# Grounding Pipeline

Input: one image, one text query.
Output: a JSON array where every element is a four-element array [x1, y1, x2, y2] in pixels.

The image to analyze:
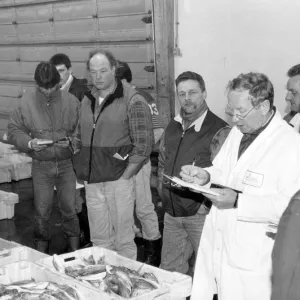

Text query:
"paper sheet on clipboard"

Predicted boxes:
[[164, 175, 220, 196]]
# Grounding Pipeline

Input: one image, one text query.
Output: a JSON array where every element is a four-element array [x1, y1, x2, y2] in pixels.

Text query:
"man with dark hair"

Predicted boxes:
[[284, 63, 300, 131], [117, 61, 164, 266], [50, 53, 91, 248], [8, 62, 81, 254], [73, 50, 153, 260], [180, 72, 300, 300], [50, 53, 88, 102], [157, 71, 229, 274]]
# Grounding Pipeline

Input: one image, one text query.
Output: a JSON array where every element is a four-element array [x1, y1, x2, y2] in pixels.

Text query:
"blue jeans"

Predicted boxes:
[[32, 158, 80, 241], [85, 177, 136, 260], [160, 210, 206, 274], [135, 161, 160, 241]]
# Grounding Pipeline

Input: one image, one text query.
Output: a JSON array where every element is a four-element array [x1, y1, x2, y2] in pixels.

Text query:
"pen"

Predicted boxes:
[[190, 159, 196, 176]]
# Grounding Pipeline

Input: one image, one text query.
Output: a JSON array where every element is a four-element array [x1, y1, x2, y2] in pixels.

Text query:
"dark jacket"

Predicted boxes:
[[69, 76, 89, 102], [73, 80, 153, 184], [272, 190, 300, 300], [8, 88, 80, 161], [158, 110, 228, 217]]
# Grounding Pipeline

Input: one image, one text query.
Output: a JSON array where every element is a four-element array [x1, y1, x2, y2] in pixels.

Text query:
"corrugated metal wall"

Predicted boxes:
[[0, 0, 156, 136]]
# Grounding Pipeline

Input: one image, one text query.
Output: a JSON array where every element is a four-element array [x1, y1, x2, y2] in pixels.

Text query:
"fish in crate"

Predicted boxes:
[[53, 254, 161, 298]]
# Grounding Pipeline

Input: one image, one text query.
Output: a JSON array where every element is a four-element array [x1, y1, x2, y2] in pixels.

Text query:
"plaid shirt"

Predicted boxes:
[[127, 93, 154, 163]]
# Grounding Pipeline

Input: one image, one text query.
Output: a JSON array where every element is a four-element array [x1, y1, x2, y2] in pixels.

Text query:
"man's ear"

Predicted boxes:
[[68, 67, 73, 75], [203, 91, 207, 101], [261, 100, 271, 115]]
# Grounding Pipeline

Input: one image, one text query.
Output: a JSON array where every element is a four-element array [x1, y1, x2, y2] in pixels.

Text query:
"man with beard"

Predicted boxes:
[[157, 71, 228, 274]]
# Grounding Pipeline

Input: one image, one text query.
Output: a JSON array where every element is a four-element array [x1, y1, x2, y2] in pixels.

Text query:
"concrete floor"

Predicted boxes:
[[0, 178, 164, 259]]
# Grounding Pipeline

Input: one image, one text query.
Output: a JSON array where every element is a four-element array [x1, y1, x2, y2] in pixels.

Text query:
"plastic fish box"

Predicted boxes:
[[0, 191, 19, 220], [0, 160, 12, 183], [0, 261, 106, 300], [37, 247, 192, 300], [0, 238, 19, 252], [0, 242, 49, 267], [0, 154, 32, 182], [10, 162, 32, 181]]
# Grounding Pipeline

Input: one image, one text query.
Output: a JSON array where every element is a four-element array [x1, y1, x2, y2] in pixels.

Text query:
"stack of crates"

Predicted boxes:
[[0, 190, 19, 220], [0, 238, 48, 268]]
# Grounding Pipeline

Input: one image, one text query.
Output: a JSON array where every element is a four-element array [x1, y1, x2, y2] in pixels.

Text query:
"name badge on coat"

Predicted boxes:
[[242, 170, 264, 188]]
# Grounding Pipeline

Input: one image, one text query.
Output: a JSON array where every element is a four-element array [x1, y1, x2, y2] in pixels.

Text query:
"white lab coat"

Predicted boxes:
[[287, 112, 300, 132], [191, 111, 300, 300]]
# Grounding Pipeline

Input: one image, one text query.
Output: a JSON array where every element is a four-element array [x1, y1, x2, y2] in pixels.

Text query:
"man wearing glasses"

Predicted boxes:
[[180, 72, 300, 300], [284, 64, 300, 131]]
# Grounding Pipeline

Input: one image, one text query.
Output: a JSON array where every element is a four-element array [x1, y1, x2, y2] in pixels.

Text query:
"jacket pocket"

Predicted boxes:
[[227, 222, 264, 271], [90, 145, 132, 182]]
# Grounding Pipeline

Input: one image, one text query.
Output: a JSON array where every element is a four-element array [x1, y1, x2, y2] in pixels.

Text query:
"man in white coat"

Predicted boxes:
[[180, 72, 300, 300], [284, 64, 300, 131]]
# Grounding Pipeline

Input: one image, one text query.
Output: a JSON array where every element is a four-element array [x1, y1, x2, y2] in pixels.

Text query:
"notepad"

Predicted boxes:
[[164, 175, 220, 196]]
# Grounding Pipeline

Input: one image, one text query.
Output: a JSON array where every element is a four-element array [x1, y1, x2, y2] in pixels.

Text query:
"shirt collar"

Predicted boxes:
[[60, 74, 73, 91], [174, 109, 208, 132]]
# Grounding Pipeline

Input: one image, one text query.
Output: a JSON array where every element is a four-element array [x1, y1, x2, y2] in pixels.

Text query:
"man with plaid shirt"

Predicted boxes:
[[73, 51, 153, 260], [117, 61, 164, 266]]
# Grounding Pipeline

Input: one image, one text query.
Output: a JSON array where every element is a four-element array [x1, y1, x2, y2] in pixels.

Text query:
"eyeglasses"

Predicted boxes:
[[177, 91, 198, 99], [225, 103, 261, 120]]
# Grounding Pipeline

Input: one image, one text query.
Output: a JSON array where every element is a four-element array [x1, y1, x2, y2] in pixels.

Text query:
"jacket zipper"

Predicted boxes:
[[169, 130, 185, 217], [87, 119, 96, 183], [88, 107, 101, 183]]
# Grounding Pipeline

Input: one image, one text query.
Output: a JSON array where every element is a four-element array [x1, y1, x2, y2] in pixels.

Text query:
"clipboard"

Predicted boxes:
[[163, 174, 220, 196]]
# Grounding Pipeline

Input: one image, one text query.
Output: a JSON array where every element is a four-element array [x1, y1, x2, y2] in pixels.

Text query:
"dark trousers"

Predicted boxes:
[[32, 158, 80, 240]]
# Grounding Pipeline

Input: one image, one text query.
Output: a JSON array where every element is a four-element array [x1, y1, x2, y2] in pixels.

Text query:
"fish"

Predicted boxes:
[[6, 280, 35, 286], [58, 285, 80, 300], [82, 255, 96, 266], [142, 272, 159, 284], [53, 254, 65, 273], [65, 265, 106, 278], [0, 280, 82, 300], [113, 269, 133, 289], [133, 279, 157, 290], [104, 274, 131, 298], [79, 272, 106, 281], [97, 256, 105, 265]]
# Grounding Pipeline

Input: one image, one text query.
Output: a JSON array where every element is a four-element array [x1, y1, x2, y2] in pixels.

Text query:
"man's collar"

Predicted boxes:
[[36, 87, 61, 101], [90, 78, 123, 99], [60, 74, 73, 91], [90, 78, 124, 112], [174, 109, 208, 132]]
